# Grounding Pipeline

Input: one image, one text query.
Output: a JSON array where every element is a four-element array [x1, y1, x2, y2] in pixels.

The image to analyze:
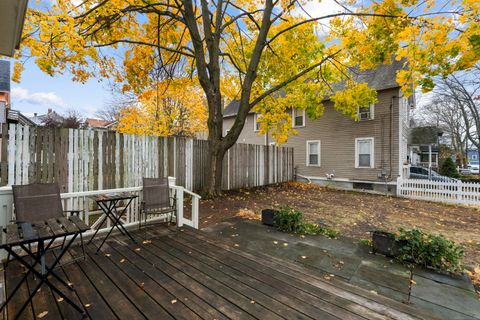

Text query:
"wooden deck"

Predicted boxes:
[[2, 225, 436, 320]]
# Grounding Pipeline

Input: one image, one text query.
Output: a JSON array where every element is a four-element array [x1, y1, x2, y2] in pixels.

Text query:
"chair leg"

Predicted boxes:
[[138, 211, 142, 230], [5, 251, 11, 268], [79, 232, 86, 261]]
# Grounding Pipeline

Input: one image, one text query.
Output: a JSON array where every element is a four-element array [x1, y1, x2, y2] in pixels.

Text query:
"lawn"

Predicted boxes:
[[199, 182, 480, 268]]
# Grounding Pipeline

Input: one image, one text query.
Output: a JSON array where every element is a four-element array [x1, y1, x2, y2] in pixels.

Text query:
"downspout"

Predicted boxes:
[[389, 96, 395, 181]]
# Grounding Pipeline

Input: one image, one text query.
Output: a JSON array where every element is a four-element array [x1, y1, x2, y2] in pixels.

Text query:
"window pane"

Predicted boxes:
[[255, 114, 261, 130], [358, 140, 371, 154], [309, 154, 318, 165], [295, 116, 303, 126], [358, 154, 370, 167], [309, 142, 318, 154]]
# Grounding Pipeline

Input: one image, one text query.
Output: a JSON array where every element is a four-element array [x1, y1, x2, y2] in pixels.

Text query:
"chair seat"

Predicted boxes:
[[142, 206, 176, 214]]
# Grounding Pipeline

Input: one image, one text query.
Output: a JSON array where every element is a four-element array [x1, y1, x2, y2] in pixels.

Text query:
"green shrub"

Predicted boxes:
[[395, 228, 464, 273], [273, 206, 339, 238], [274, 207, 304, 233], [439, 157, 460, 178]]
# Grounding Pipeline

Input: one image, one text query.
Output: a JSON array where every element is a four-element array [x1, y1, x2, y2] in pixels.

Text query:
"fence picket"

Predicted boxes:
[[2, 125, 294, 192], [397, 178, 480, 206]]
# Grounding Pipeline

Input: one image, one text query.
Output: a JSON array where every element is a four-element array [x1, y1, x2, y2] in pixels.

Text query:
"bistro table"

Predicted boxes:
[[88, 192, 138, 253], [0, 216, 90, 318]]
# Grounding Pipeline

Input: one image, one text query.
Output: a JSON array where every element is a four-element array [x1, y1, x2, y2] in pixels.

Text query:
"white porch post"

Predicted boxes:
[[176, 188, 184, 228], [428, 144, 432, 179]]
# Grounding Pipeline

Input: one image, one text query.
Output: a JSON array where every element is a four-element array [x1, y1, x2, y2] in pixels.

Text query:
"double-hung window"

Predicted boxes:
[[292, 108, 305, 127], [355, 138, 374, 168], [254, 113, 261, 132], [358, 103, 374, 121], [306, 140, 321, 166]]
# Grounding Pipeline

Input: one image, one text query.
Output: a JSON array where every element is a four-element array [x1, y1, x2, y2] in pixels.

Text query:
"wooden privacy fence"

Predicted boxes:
[[397, 178, 480, 206], [0, 124, 294, 192]]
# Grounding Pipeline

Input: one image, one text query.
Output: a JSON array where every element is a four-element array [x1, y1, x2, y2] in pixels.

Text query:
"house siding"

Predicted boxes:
[[223, 88, 404, 182], [224, 115, 267, 145]]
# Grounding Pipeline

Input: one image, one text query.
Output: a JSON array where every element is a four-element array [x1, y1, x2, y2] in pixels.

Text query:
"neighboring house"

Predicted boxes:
[[467, 148, 479, 172], [223, 60, 414, 193], [85, 118, 117, 131], [408, 126, 443, 170], [29, 108, 64, 126], [7, 109, 35, 126], [409, 145, 439, 168]]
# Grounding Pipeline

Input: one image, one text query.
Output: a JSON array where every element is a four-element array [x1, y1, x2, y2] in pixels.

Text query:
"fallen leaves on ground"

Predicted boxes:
[[37, 311, 48, 318], [235, 208, 260, 220]]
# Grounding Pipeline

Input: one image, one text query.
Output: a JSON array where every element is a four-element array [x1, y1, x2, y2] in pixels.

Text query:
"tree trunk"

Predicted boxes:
[[204, 139, 226, 197]]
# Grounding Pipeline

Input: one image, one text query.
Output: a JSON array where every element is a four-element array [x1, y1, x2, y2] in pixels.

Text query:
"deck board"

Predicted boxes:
[[162, 234, 371, 320], [2, 225, 437, 320], [4, 261, 34, 320]]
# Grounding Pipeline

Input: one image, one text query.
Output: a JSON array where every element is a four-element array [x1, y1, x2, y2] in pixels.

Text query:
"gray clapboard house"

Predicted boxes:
[[223, 60, 414, 193]]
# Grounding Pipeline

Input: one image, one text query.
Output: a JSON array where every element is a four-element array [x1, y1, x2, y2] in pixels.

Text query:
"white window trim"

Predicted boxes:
[[306, 140, 321, 167], [357, 103, 375, 121], [292, 108, 305, 128], [253, 113, 261, 132], [355, 137, 374, 168]]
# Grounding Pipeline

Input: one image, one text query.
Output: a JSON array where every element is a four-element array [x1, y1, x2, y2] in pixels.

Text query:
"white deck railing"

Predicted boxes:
[[0, 177, 200, 244]]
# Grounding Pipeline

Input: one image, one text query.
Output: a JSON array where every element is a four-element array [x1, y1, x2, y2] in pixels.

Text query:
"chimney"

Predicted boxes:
[[48, 108, 52, 114]]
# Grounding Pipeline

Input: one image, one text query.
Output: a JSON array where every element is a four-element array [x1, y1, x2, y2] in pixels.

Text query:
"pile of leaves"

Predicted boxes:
[[394, 228, 464, 273], [273, 206, 339, 238]]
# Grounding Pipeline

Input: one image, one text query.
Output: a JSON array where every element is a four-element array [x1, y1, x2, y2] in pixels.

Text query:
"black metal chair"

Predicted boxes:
[[9, 183, 87, 264], [139, 177, 176, 229]]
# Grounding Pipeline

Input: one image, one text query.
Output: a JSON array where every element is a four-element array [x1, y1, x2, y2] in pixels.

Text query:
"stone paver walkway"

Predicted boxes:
[[204, 218, 480, 320]]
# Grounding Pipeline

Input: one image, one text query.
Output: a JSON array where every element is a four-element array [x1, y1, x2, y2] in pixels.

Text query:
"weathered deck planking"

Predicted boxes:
[[3, 226, 437, 320]]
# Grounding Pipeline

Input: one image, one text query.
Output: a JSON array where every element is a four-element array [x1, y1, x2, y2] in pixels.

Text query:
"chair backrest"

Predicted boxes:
[[142, 177, 171, 211], [12, 183, 64, 222]]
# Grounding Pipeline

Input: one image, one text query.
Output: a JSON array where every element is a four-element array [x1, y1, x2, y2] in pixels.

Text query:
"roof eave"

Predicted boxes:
[[0, 0, 29, 57]]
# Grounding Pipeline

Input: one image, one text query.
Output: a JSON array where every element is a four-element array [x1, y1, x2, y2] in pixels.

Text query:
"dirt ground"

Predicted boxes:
[[198, 181, 480, 268]]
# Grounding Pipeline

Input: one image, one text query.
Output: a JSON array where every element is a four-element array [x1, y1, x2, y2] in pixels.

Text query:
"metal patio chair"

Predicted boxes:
[[139, 177, 177, 229], [8, 183, 87, 265]]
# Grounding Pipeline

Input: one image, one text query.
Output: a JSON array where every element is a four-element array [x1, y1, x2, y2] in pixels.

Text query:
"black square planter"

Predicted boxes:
[[261, 209, 279, 226], [372, 231, 407, 258]]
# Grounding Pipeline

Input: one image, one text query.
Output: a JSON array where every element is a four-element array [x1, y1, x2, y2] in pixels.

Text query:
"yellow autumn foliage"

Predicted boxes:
[[117, 78, 207, 137], [9, 0, 480, 145]]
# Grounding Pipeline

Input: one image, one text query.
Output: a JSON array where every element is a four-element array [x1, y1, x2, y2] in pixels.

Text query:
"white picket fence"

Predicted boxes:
[[397, 178, 480, 206]]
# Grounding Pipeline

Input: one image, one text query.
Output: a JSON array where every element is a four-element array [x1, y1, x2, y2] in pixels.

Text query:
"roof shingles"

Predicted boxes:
[[223, 60, 404, 118]]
